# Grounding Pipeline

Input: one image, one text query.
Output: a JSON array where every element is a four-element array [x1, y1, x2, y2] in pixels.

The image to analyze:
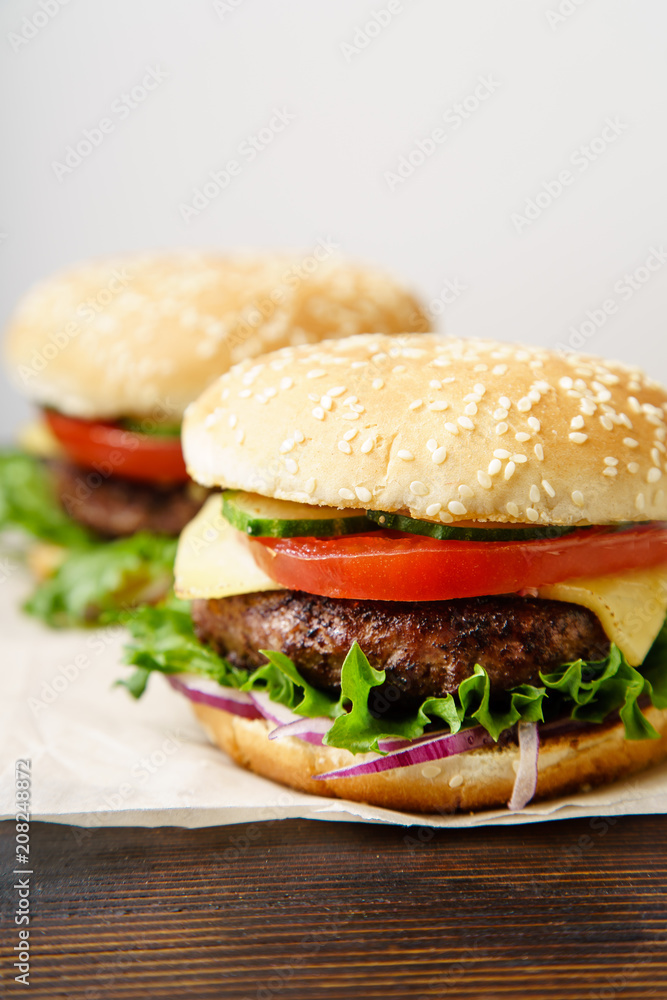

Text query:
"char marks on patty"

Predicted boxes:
[[191, 590, 611, 708]]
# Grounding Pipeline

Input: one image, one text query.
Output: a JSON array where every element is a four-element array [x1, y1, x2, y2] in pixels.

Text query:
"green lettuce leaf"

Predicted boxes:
[[119, 601, 667, 755], [25, 533, 177, 628], [0, 450, 178, 627], [0, 450, 94, 548]]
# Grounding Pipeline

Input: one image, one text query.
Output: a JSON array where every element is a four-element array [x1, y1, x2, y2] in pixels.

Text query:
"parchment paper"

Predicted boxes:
[[2, 563, 667, 829]]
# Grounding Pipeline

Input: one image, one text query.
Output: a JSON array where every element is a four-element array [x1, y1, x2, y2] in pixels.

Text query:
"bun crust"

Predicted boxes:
[[184, 333, 667, 526], [192, 701, 667, 814], [5, 254, 427, 420]]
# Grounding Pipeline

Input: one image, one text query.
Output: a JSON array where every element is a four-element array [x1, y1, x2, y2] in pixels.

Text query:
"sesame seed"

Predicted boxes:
[[506, 502, 519, 517], [569, 432, 588, 444], [504, 461, 516, 480], [604, 456, 618, 466], [627, 462, 640, 474], [343, 396, 358, 406], [494, 449, 511, 459], [527, 417, 541, 432], [448, 500, 467, 516], [459, 485, 474, 499], [428, 401, 449, 411], [285, 458, 298, 474], [600, 416, 614, 431], [628, 396, 642, 414], [355, 486, 372, 502], [493, 365, 508, 376], [499, 397, 511, 409], [393, 365, 406, 373], [264, 387, 277, 399], [648, 468, 662, 483], [571, 490, 585, 507], [542, 479, 555, 497], [372, 378, 384, 389], [308, 393, 320, 402], [636, 492, 646, 512], [307, 369, 326, 379], [426, 502, 442, 516], [229, 414, 238, 429], [426, 438, 438, 453], [409, 399, 423, 410], [580, 399, 597, 416], [429, 380, 442, 389], [477, 471, 493, 489], [458, 416, 475, 430], [624, 437, 639, 448], [338, 488, 355, 500], [526, 507, 539, 522], [338, 441, 352, 454], [360, 439, 374, 454], [571, 415, 585, 430], [652, 448, 662, 465], [464, 393, 481, 403], [474, 383, 487, 396], [444, 422, 459, 435], [528, 390, 541, 403], [312, 407, 325, 420], [529, 485, 540, 502], [439, 510, 454, 523], [515, 432, 531, 443], [343, 428, 357, 441], [494, 408, 508, 420], [495, 423, 509, 435], [280, 439, 295, 453], [305, 478, 316, 494], [235, 429, 245, 445], [328, 386, 346, 397], [560, 376, 574, 390], [280, 377, 293, 390], [488, 459, 502, 476], [512, 454, 528, 464], [239, 388, 252, 398], [534, 444, 544, 461], [398, 449, 415, 461], [255, 394, 268, 404], [432, 447, 447, 464], [320, 395, 333, 411], [603, 467, 617, 477], [410, 481, 429, 496], [341, 412, 359, 420], [464, 402, 478, 416], [517, 397, 532, 412]]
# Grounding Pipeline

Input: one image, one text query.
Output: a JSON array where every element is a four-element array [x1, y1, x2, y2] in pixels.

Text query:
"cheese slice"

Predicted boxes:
[[177, 497, 667, 664], [537, 566, 667, 666], [175, 495, 284, 600], [18, 420, 64, 459]]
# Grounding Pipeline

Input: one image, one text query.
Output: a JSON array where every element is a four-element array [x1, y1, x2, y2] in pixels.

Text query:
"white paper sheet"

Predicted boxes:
[[2, 564, 667, 829]]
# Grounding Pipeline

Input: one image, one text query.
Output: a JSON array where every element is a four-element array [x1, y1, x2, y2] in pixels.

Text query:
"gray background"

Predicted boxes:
[[1, 0, 666, 440]]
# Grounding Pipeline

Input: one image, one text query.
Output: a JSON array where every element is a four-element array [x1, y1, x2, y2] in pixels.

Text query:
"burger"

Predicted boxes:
[[1, 253, 426, 625], [122, 333, 667, 813]]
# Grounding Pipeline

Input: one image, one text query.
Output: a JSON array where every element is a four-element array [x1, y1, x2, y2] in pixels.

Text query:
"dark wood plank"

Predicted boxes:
[[1, 815, 666, 999]]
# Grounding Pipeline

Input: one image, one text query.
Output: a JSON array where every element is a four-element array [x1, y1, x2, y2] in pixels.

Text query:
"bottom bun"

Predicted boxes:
[[190, 702, 667, 814]]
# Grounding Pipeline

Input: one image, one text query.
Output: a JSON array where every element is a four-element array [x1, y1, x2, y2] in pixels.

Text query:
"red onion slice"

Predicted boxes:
[[248, 690, 305, 726], [507, 721, 540, 811], [168, 675, 263, 720], [268, 716, 334, 745], [314, 725, 495, 780]]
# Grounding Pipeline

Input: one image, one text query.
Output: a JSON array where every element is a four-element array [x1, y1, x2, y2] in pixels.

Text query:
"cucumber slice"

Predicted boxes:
[[366, 509, 582, 542], [222, 490, 372, 537]]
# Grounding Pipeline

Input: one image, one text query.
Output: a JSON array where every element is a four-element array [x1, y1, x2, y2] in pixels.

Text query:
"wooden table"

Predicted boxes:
[[1, 814, 666, 998]]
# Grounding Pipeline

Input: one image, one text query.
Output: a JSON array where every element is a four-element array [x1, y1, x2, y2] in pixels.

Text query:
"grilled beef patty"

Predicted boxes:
[[51, 460, 208, 538], [192, 590, 611, 707]]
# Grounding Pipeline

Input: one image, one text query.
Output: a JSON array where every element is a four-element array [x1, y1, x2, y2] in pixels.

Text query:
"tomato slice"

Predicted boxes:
[[249, 525, 667, 602], [45, 410, 188, 484]]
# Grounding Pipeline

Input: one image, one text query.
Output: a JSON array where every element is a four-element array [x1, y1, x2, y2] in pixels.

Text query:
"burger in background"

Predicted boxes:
[[1, 253, 427, 625], [122, 333, 667, 813]]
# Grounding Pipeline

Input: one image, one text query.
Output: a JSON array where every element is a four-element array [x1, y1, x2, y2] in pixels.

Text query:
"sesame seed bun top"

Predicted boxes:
[[4, 252, 427, 421], [183, 333, 667, 526]]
